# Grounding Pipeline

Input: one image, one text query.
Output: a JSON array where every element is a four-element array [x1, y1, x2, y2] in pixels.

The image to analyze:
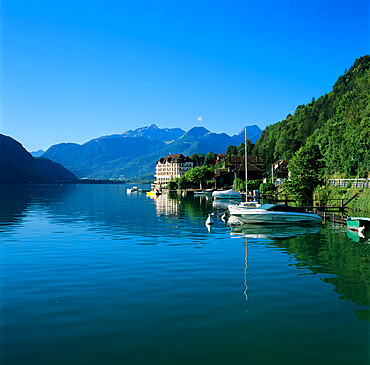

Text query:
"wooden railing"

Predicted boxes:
[[325, 178, 369, 188]]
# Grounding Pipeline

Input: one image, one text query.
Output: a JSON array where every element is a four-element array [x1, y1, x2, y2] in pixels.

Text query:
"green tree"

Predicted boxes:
[[237, 141, 255, 156], [226, 145, 238, 156], [190, 153, 199, 166], [184, 166, 214, 189], [284, 142, 324, 202], [233, 177, 246, 192], [204, 152, 217, 166], [198, 153, 205, 166]]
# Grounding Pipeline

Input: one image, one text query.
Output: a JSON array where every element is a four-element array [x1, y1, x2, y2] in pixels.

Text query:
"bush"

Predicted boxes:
[[260, 182, 275, 193], [233, 178, 246, 192], [313, 186, 370, 212], [247, 180, 262, 191]]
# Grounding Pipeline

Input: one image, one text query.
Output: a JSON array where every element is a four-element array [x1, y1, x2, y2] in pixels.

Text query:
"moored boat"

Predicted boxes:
[[229, 203, 322, 224], [127, 186, 138, 193], [146, 189, 161, 196], [212, 189, 242, 200], [194, 189, 214, 196], [346, 217, 370, 232]]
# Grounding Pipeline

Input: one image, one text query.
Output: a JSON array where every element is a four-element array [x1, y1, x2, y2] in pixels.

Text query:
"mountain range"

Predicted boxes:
[[0, 134, 77, 183], [41, 124, 262, 179]]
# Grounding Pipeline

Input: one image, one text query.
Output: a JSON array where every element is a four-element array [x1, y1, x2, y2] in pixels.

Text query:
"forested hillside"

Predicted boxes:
[[253, 55, 370, 178]]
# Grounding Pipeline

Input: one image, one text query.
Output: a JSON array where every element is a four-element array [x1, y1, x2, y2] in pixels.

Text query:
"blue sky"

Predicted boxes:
[[1, 0, 369, 151]]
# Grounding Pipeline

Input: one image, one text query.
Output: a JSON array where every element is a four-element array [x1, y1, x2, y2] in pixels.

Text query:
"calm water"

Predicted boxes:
[[0, 184, 369, 365]]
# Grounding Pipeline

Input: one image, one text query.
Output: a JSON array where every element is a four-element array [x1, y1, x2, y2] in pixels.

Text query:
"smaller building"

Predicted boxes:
[[271, 159, 289, 185], [154, 154, 193, 187], [216, 153, 226, 161]]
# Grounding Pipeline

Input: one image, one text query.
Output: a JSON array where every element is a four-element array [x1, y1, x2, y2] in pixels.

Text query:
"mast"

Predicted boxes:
[[245, 126, 248, 198]]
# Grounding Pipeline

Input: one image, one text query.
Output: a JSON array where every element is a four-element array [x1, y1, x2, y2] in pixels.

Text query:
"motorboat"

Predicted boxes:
[[212, 189, 242, 200], [228, 200, 261, 213], [229, 203, 322, 224], [225, 201, 261, 224], [346, 217, 370, 232]]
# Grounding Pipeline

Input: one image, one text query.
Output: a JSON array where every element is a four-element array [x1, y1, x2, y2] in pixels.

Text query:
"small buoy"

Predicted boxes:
[[205, 214, 214, 225]]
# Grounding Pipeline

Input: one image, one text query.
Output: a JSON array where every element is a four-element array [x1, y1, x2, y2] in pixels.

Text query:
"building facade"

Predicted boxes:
[[155, 154, 193, 187], [214, 155, 264, 189]]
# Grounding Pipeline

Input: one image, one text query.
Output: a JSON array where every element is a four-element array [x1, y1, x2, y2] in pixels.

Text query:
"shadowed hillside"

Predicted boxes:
[[0, 134, 77, 183]]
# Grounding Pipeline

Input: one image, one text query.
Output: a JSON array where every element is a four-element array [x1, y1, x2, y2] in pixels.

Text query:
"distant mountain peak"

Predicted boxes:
[[30, 149, 45, 157], [41, 123, 263, 179], [121, 124, 185, 141], [185, 126, 210, 137]]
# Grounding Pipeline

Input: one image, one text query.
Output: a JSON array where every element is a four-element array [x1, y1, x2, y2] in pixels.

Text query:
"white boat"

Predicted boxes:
[[227, 201, 261, 223], [229, 203, 322, 224], [194, 189, 214, 196], [229, 200, 261, 211], [212, 189, 242, 200], [127, 186, 138, 193]]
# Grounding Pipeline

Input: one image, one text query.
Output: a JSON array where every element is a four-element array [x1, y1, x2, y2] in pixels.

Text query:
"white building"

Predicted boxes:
[[155, 154, 193, 187]]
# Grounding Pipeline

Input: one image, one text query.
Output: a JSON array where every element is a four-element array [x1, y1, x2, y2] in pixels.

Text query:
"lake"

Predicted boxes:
[[0, 184, 369, 365]]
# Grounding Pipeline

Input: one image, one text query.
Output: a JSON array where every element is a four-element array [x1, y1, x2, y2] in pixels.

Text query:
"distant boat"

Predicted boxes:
[[127, 186, 138, 193], [146, 189, 161, 196], [346, 217, 370, 232], [212, 189, 242, 200], [229, 203, 322, 224], [194, 189, 214, 196]]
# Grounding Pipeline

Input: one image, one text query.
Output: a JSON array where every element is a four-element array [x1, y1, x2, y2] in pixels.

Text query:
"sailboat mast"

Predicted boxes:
[[245, 126, 248, 198]]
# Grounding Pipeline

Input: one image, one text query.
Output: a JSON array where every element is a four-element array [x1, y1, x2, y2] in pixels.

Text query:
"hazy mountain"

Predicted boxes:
[[0, 134, 77, 183], [30, 149, 45, 157], [122, 124, 185, 142], [42, 124, 262, 179], [232, 125, 263, 144], [43, 135, 167, 179]]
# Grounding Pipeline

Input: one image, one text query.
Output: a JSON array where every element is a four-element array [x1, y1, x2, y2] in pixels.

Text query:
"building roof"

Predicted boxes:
[[272, 159, 289, 171], [157, 154, 193, 164], [224, 155, 264, 168]]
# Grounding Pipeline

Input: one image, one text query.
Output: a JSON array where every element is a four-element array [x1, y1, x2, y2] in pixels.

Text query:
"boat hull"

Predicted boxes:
[[346, 217, 370, 231], [212, 189, 242, 200]]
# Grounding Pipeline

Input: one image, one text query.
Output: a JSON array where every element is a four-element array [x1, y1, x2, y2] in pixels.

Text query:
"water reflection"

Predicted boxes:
[[155, 193, 180, 215], [0, 185, 216, 244], [346, 228, 370, 243], [1, 185, 369, 321], [230, 224, 322, 240], [229, 222, 369, 320], [265, 224, 368, 320]]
